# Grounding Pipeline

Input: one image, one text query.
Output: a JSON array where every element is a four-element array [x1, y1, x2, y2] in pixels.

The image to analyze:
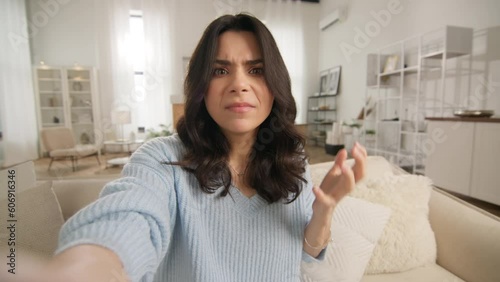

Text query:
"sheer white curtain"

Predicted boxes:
[[0, 0, 39, 167], [140, 0, 178, 131], [263, 0, 306, 122], [94, 0, 135, 140]]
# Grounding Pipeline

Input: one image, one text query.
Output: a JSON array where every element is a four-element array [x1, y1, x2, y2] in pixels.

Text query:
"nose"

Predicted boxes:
[[229, 69, 249, 94]]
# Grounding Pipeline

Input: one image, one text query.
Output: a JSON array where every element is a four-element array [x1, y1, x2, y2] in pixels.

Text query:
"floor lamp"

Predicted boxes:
[[111, 110, 131, 142]]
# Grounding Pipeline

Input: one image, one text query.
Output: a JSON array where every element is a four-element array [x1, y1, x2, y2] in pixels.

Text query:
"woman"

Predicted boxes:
[[9, 14, 366, 282]]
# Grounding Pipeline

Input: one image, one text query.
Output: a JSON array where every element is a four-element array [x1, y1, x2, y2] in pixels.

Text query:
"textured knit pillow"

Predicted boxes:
[[300, 196, 391, 282], [351, 174, 437, 273]]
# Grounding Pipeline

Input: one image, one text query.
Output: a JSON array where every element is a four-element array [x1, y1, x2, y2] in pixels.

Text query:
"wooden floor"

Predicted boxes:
[[33, 144, 500, 217], [34, 152, 125, 180]]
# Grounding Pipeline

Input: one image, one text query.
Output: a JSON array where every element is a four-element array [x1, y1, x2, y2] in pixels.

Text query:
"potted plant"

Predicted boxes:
[[342, 120, 362, 134], [146, 124, 173, 139]]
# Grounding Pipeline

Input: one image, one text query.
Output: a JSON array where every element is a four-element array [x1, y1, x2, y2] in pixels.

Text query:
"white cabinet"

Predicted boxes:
[[34, 66, 101, 154], [65, 68, 101, 145], [363, 26, 473, 174], [425, 119, 500, 205], [470, 123, 500, 205], [425, 121, 475, 195], [34, 67, 67, 128]]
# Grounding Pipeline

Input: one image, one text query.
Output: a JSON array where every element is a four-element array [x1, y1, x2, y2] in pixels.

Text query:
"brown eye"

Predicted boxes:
[[249, 68, 264, 75], [213, 68, 228, 76]]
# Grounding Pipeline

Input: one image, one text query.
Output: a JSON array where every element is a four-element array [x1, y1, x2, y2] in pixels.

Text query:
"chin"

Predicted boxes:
[[222, 123, 259, 135]]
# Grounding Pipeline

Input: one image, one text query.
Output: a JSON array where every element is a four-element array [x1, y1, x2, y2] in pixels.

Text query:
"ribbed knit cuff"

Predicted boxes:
[[302, 246, 327, 263], [56, 214, 161, 281]]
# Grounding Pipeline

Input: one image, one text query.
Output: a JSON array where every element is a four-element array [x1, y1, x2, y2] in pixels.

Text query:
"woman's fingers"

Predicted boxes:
[[333, 148, 347, 170], [320, 149, 347, 193], [351, 142, 367, 182], [330, 163, 355, 201], [318, 163, 355, 203], [316, 143, 365, 207]]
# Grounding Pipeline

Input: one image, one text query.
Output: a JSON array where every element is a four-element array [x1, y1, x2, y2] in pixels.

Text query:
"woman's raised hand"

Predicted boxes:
[[312, 142, 367, 212]]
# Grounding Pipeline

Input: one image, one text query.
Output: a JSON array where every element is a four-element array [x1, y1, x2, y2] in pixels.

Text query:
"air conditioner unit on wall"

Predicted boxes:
[[319, 7, 346, 30]]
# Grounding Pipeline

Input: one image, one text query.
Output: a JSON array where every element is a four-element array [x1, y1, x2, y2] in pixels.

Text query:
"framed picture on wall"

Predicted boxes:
[[319, 70, 330, 95], [327, 65, 341, 95]]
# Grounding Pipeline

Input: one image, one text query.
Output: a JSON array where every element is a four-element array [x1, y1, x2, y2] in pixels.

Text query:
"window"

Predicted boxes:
[[129, 10, 145, 102]]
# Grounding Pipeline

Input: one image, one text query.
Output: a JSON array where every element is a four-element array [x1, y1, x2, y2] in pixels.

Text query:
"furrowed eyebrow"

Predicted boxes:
[[214, 59, 231, 66], [245, 59, 263, 66], [214, 59, 264, 66]]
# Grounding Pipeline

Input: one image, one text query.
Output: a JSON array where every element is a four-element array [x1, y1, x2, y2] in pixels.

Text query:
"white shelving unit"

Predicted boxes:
[[33, 65, 101, 155], [34, 67, 66, 130], [362, 26, 473, 174]]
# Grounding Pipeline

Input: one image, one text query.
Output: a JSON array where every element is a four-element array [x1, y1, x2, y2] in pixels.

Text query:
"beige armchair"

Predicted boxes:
[[40, 127, 100, 171]]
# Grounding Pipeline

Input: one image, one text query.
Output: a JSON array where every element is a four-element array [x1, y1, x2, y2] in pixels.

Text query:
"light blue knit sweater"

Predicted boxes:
[[56, 135, 324, 282]]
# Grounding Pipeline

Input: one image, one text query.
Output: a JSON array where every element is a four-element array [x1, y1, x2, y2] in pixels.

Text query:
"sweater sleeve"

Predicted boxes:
[[301, 162, 328, 263], [55, 138, 179, 281]]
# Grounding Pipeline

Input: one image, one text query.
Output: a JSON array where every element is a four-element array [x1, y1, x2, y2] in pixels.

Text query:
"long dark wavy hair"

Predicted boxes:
[[175, 13, 307, 204]]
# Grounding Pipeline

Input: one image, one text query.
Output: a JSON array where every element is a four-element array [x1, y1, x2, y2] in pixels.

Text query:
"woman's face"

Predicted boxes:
[[205, 31, 274, 137]]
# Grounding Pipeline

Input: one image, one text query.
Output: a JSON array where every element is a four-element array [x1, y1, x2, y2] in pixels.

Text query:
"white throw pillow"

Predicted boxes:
[[301, 196, 391, 282], [351, 174, 437, 274]]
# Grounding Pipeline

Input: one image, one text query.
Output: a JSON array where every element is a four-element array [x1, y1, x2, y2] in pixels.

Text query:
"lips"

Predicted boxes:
[[226, 102, 255, 113]]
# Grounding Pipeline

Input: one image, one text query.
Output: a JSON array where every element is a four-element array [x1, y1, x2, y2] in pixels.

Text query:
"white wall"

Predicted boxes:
[[319, 0, 500, 122], [28, 0, 98, 66], [294, 3, 321, 123], [26, 0, 321, 125]]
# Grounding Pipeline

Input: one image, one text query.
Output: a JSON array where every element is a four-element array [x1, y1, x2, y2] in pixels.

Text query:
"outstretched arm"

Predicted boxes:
[[1, 138, 180, 282], [1, 245, 127, 282], [303, 142, 367, 258]]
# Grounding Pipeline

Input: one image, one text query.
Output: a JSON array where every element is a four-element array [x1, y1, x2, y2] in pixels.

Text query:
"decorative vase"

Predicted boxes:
[[72, 81, 83, 91]]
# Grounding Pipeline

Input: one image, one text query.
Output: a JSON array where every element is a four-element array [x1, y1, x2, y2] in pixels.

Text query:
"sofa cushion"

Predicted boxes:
[[361, 263, 464, 282], [352, 174, 437, 274], [301, 196, 391, 282], [429, 188, 500, 282], [0, 181, 64, 257], [52, 178, 111, 221]]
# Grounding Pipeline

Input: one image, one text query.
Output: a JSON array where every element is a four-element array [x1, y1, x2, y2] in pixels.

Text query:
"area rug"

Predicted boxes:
[[35, 158, 122, 180]]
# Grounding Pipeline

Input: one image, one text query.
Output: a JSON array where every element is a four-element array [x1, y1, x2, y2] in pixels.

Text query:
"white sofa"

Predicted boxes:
[[1, 158, 499, 281]]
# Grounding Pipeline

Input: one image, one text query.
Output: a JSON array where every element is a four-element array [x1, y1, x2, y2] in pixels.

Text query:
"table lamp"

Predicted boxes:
[[111, 110, 131, 142]]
